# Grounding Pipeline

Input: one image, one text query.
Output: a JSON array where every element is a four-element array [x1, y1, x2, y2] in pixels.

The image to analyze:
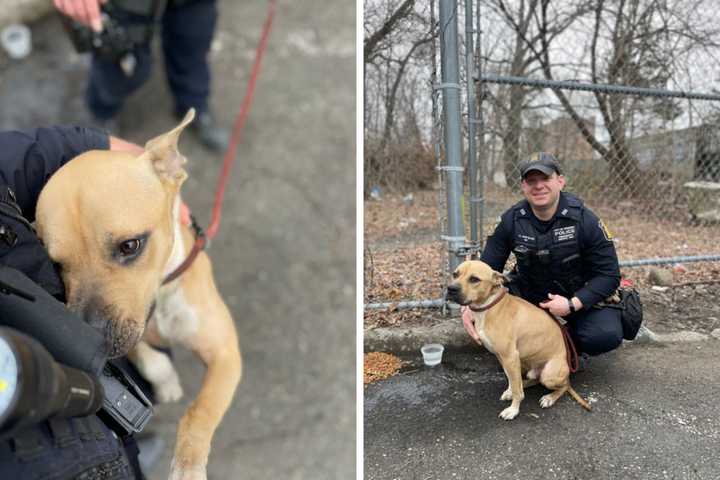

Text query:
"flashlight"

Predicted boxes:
[[0, 327, 104, 440]]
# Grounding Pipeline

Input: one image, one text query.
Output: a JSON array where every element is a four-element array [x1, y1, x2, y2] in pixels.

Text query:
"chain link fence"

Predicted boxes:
[[477, 76, 720, 232], [365, 0, 720, 313]]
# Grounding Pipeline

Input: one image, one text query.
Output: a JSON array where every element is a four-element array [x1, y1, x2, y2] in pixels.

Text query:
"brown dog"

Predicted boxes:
[[447, 260, 589, 420], [35, 110, 241, 480]]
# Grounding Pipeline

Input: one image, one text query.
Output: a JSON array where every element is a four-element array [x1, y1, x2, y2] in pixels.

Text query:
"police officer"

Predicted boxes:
[[0, 125, 148, 479], [463, 152, 623, 358], [53, 0, 229, 152]]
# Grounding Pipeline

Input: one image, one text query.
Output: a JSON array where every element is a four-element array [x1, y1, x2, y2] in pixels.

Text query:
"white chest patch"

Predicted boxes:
[[473, 311, 495, 353], [152, 286, 199, 343], [150, 197, 199, 343]]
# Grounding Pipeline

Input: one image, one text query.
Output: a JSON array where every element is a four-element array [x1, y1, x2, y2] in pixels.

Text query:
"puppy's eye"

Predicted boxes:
[[111, 232, 150, 265], [452, 271, 460, 279], [469, 276, 480, 283], [119, 239, 142, 256]]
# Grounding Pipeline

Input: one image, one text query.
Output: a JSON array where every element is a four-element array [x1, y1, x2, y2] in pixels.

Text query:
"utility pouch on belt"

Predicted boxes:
[[99, 362, 153, 436], [599, 287, 644, 340], [617, 287, 643, 340]]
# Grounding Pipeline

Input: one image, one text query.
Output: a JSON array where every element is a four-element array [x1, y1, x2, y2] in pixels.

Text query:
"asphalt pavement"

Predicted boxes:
[[0, 1, 356, 478], [365, 341, 720, 480]]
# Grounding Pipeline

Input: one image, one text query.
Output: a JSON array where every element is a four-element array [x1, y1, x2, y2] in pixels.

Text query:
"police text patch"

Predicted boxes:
[[553, 226, 576, 243]]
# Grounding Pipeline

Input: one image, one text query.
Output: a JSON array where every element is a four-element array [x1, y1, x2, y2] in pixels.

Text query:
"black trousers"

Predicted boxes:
[[508, 281, 623, 356], [86, 0, 217, 120], [564, 306, 623, 356]]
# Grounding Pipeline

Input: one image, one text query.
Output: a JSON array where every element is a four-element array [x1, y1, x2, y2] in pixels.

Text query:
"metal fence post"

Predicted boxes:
[[475, 0, 485, 250], [465, 0, 478, 250], [439, 0, 465, 274]]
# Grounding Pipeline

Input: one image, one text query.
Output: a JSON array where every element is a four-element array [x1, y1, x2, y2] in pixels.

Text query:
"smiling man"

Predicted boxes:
[[462, 152, 623, 361]]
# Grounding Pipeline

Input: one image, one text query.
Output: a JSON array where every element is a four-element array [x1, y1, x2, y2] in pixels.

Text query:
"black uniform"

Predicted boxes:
[[0, 126, 144, 479], [481, 191, 623, 356]]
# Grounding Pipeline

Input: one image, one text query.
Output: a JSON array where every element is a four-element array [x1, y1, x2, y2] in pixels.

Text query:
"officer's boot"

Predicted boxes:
[[187, 111, 230, 153]]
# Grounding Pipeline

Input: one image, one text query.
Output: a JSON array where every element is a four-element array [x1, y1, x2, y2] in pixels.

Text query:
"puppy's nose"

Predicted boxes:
[[447, 284, 460, 294], [81, 301, 109, 334]]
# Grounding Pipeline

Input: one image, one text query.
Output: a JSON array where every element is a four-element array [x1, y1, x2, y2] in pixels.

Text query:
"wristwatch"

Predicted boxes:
[[567, 298, 576, 314]]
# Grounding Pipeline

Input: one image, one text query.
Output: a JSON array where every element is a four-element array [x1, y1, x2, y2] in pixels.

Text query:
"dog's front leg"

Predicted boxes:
[[169, 292, 242, 480], [170, 337, 241, 479], [128, 341, 184, 403], [498, 352, 524, 420]]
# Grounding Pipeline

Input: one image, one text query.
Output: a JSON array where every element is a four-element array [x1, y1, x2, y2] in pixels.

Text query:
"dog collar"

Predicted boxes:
[[469, 287, 508, 312], [162, 203, 207, 285]]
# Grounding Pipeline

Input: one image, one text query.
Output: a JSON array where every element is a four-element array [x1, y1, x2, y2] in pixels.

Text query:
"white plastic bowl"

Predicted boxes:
[[421, 343, 444, 366], [1, 24, 32, 59]]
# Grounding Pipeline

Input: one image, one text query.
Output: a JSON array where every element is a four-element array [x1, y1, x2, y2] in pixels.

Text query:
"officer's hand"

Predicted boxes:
[[461, 306, 483, 346], [53, 0, 107, 32], [539, 293, 571, 317]]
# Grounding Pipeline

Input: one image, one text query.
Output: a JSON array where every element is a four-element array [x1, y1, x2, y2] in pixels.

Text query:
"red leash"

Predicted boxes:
[[548, 314, 580, 373], [163, 0, 276, 285]]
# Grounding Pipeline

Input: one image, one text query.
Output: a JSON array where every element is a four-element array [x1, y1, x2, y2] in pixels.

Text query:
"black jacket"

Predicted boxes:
[[0, 126, 109, 297], [480, 192, 621, 309], [0, 126, 143, 480]]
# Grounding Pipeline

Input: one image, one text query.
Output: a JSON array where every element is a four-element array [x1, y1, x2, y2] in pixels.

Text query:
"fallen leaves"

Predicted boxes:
[[364, 188, 720, 330]]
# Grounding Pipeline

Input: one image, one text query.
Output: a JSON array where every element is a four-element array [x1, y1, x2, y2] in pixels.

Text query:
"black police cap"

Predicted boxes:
[[520, 152, 562, 179]]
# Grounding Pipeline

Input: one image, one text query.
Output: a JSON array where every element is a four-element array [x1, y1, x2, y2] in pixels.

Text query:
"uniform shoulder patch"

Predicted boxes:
[[598, 219, 613, 241]]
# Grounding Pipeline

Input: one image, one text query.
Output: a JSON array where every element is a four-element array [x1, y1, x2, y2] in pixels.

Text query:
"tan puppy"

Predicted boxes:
[[35, 110, 242, 480], [447, 260, 589, 420]]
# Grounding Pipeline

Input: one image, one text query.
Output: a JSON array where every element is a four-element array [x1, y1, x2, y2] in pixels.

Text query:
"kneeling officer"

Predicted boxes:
[[464, 153, 624, 359]]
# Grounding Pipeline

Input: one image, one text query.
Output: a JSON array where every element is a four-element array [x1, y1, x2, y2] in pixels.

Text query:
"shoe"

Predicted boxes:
[[575, 353, 590, 373], [186, 111, 230, 152], [136, 431, 166, 475]]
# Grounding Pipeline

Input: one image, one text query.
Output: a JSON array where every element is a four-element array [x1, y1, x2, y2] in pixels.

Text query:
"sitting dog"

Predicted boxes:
[[447, 260, 589, 420], [35, 110, 242, 479]]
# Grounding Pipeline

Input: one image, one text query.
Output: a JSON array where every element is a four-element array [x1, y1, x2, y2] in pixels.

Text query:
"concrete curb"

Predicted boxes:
[[363, 320, 714, 354], [0, 1, 54, 31], [364, 320, 477, 354]]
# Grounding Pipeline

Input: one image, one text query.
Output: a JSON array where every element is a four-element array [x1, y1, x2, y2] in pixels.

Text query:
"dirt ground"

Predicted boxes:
[[364, 189, 720, 334]]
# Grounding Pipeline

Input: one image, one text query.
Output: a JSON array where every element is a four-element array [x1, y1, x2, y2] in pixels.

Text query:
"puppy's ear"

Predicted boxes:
[[143, 108, 195, 186], [492, 270, 506, 286]]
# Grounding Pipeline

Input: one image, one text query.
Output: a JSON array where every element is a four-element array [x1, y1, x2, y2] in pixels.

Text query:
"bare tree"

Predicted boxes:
[[489, 0, 592, 186], [532, 0, 719, 192], [364, 0, 417, 64]]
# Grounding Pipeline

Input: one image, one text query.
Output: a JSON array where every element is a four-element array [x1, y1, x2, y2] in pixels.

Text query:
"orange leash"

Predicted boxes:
[[162, 0, 276, 285]]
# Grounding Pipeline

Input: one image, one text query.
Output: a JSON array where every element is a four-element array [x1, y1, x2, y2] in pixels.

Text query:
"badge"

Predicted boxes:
[[598, 219, 613, 241], [552, 226, 576, 243]]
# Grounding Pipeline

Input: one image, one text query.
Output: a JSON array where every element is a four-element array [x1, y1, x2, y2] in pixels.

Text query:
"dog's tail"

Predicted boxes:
[[567, 386, 592, 412]]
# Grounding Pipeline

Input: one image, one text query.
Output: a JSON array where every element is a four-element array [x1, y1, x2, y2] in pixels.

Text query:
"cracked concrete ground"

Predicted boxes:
[[365, 343, 720, 479], [0, 1, 355, 478]]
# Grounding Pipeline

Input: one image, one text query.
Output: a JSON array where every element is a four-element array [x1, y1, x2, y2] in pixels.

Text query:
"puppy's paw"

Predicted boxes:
[[539, 394, 557, 408], [168, 460, 206, 480], [499, 406, 519, 420], [500, 388, 512, 401], [155, 377, 184, 403]]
